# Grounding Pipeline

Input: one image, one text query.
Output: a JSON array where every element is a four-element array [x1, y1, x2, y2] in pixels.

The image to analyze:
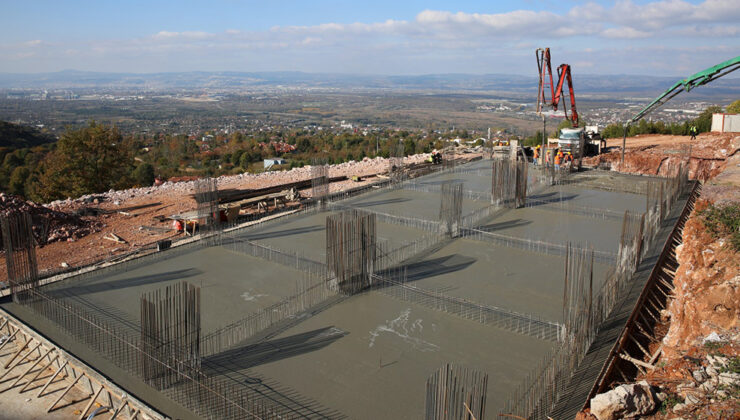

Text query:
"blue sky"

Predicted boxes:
[[1, 0, 738, 75]]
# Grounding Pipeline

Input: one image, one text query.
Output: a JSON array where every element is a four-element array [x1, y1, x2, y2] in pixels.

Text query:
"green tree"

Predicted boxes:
[[727, 100, 740, 114], [404, 139, 416, 156], [37, 122, 133, 200], [8, 166, 30, 196], [132, 163, 155, 186]]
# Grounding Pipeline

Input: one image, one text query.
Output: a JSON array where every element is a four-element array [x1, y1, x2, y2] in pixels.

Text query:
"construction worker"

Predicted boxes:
[[690, 125, 698, 140], [533, 145, 540, 165], [554, 150, 563, 170]]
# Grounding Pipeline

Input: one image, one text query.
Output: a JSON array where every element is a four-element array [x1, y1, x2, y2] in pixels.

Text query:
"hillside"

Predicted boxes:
[[0, 120, 56, 149]]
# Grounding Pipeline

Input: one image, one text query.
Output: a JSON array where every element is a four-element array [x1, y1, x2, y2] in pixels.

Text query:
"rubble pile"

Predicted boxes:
[[0, 193, 102, 246]]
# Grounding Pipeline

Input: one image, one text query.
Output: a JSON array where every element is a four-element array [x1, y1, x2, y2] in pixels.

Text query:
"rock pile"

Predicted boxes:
[[0, 193, 102, 246], [590, 381, 656, 420], [673, 354, 740, 412]]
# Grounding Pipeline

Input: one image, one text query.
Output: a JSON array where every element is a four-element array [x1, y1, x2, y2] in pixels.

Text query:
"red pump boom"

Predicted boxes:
[[536, 48, 579, 127]]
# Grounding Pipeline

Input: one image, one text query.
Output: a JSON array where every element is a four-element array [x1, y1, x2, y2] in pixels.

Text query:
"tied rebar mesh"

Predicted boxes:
[[326, 209, 377, 295], [199, 272, 336, 356], [389, 143, 406, 186], [20, 286, 303, 419], [491, 158, 528, 208], [500, 238, 649, 419], [616, 210, 646, 276], [140, 281, 201, 390], [371, 270, 564, 342], [1, 212, 39, 304], [194, 177, 220, 238], [439, 181, 463, 237], [425, 364, 488, 420], [311, 159, 329, 210]]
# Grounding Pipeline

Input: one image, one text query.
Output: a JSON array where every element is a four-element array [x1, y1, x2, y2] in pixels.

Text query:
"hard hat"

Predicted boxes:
[[568, 152, 572, 155]]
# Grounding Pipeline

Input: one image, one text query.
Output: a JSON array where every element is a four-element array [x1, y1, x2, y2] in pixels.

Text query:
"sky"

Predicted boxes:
[[0, 0, 738, 76]]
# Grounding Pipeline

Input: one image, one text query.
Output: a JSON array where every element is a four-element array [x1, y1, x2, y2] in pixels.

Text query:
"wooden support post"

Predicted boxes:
[[38, 360, 68, 398], [3, 337, 32, 370], [0, 342, 41, 381], [21, 354, 58, 393], [619, 352, 655, 371], [628, 334, 652, 360], [110, 397, 129, 420], [0, 328, 20, 353], [79, 384, 104, 420], [48, 371, 85, 412], [648, 344, 663, 365], [9, 348, 53, 389]]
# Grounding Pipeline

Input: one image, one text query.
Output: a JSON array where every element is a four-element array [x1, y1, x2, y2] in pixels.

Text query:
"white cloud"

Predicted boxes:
[[0, 1, 737, 74]]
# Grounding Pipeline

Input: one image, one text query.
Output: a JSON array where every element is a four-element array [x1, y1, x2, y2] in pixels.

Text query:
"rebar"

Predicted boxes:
[[439, 181, 463, 237], [389, 144, 406, 185], [199, 272, 336, 356], [491, 158, 528, 208], [140, 281, 201, 390], [1, 212, 39, 304], [311, 159, 330, 210], [425, 364, 488, 420], [20, 286, 300, 419], [372, 270, 564, 342], [193, 177, 220, 242], [326, 209, 377, 295]]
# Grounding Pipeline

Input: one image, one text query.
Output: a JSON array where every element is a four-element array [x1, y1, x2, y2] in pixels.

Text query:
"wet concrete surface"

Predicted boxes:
[[41, 246, 309, 336], [341, 188, 490, 221], [1, 163, 664, 418], [245, 292, 553, 420], [530, 185, 647, 215], [479, 207, 623, 254], [404, 238, 612, 322], [239, 210, 430, 263]]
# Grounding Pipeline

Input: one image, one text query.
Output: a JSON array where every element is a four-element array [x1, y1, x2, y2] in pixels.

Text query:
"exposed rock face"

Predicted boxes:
[[662, 199, 740, 359], [590, 381, 656, 420], [583, 134, 738, 182]]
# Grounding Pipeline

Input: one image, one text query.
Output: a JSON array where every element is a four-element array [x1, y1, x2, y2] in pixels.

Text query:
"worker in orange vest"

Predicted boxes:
[[554, 150, 563, 170], [533, 145, 540, 165]]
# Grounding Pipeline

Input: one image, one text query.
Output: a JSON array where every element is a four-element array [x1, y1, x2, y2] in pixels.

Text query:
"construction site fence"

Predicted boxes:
[[17, 287, 300, 420], [370, 272, 564, 342], [460, 228, 618, 265], [199, 273, 336, 357]]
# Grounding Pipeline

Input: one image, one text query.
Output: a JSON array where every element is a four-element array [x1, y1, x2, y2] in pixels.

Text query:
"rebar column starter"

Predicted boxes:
[[1, 212, 39, 304]]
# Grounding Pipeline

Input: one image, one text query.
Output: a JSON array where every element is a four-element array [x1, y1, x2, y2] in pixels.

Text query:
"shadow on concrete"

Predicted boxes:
[[346, 197, 411, 208], [479, 218, 533, 231], [203, 326, 346, 372], [401, 254, 477, 282], [44, 268, 202, 299], [417, 178, 466, 186], [201, 327, 349, 419], [245, 225, 324, 241], [528, 191, 579, 205]]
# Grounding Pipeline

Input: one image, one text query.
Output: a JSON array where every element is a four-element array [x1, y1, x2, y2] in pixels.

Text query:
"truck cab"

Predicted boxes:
[[558, 127, 584, 155]]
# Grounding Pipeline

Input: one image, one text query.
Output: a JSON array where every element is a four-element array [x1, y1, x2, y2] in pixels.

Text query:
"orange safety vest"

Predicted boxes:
[[555, 154, 562, 165], [534, 149, 540, 158]]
